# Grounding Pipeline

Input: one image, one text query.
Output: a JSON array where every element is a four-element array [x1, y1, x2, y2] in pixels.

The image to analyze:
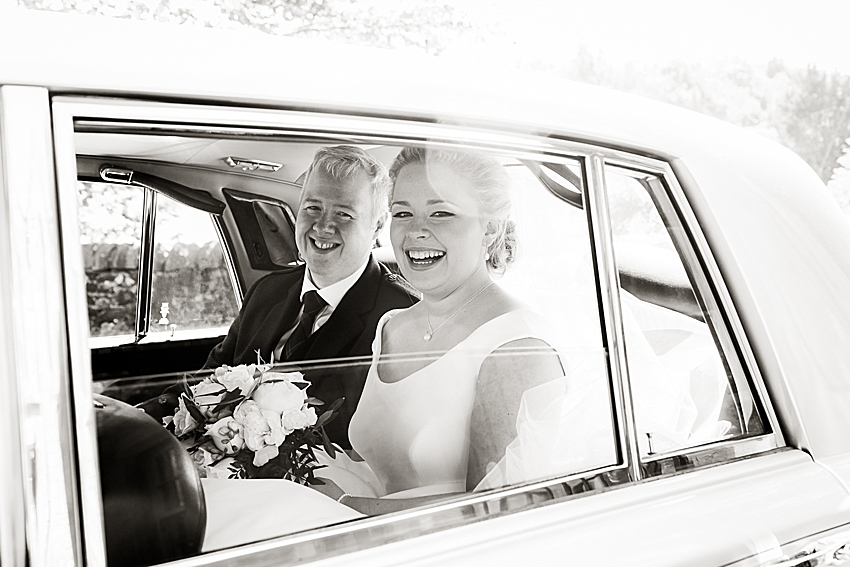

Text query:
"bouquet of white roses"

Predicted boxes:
[[163, 364, 341, 483]]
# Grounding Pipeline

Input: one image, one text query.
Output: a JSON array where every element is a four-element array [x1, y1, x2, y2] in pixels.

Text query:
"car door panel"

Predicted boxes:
[[295, 450, 849, 567]]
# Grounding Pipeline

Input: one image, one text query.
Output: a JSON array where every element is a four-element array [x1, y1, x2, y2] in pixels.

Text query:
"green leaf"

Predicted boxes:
[[182, 393, 207, 425], [306, 397, 324, 406], [213, 389, 243, 413], [314, 410, 332, 428], [321, 427, 335, 458]]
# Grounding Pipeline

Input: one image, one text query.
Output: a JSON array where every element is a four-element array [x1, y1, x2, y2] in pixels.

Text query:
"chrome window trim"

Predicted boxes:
[[56, 96, 596, 161], [136, 187, 157, 340], [52, 95, 108, 567], [0, 86, 84, 567], [0, 86, 31, 567], [641, 435, 779, 478], [585, 154, 641, 482], [49, 95, 781, 565], [597, 152, 783, 447]]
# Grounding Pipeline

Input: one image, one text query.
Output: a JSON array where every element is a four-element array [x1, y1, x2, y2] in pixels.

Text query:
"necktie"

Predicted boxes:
[[283, 290, 327, 361]]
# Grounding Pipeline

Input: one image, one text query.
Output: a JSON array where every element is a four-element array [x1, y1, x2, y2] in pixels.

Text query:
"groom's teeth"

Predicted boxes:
[[314, 240, 336, 250]]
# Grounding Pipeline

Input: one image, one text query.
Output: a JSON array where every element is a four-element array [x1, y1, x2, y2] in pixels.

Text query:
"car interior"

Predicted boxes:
[[73, 123, 762, 564], [76, 130, 702, 389]]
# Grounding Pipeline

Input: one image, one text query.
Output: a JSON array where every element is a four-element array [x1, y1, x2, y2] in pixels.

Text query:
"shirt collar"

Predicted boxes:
[[302, 256, 370, 310]]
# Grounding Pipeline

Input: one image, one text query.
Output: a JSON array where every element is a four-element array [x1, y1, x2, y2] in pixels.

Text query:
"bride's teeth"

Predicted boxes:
[[408, 250, 445, 261]]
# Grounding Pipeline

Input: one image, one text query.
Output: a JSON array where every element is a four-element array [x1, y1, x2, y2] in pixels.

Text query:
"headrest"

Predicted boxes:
[[94, 394, 206, 567]]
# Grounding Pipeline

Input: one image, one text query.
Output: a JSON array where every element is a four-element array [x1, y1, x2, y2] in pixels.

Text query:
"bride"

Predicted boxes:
[[200, 148, 567, 551], [308, 147, 566, 514]]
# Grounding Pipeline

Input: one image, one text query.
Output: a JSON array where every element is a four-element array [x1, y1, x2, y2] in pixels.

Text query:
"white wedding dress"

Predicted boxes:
[[346, 308, 567, 497], [201, 308, 569, 551]]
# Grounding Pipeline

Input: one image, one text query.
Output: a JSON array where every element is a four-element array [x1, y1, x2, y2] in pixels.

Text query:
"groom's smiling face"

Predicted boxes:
[[295, 169, 383, 288]]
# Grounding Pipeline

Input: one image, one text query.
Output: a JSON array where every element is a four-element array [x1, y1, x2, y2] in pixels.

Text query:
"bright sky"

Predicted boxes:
[[448, 0, 850, 73], [5, 0, 848, 72]]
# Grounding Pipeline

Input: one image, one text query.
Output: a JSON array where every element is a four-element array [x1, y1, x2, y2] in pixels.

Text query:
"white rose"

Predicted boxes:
[[302, 406, 318, 427], [191, 378, 226, 417], [219, 364, 257, 394], [233, 399, 259, 422], [205, 456, 236, 479], [191, 446, 215, 468], [252, 377, 307, 414], [206, 417, 245, 455], [173, 397, 198, 436], [264, 411, 286, 447], [253, 445, 279, 467], [235, 403, 272, 452], [281, 407, 310, 432]]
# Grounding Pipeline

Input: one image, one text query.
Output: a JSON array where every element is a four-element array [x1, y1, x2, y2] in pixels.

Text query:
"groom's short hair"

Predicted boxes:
[[303, 145, 391, 221]]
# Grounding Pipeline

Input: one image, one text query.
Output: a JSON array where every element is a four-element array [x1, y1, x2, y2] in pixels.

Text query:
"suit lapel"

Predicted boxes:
[[244, 269, 304, 363], [303, 256, 380, 362]]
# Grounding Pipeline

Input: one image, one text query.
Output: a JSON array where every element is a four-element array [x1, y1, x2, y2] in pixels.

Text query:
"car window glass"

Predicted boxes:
[[87, 140, 619, 562], [474, 159, 616, 483], [604, 166, 765, 458], [149, 193, 238, 337], [78, 180, 142, 338]]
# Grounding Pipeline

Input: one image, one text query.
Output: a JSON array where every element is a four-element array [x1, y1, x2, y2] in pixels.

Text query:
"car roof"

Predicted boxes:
[[0, 8, 793, 160], [5, 8, 850, 458]]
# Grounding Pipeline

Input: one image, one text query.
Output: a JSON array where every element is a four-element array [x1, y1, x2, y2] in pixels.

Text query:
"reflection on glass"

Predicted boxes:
[[96, 151, 618, 562]]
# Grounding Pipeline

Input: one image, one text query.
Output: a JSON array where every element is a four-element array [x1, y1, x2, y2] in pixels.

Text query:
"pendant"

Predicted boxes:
[[423, 333, 432, 341]]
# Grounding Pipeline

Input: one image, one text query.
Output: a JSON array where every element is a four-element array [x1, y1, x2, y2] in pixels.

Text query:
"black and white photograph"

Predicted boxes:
[[2, 1, 850, 566]]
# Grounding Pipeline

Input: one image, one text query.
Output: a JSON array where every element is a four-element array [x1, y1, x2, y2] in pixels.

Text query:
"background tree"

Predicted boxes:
[[781, 65, 850, 183], [563, 50, 850, 193], [827, 144, 850, 213], [17, 0, 474, 54]]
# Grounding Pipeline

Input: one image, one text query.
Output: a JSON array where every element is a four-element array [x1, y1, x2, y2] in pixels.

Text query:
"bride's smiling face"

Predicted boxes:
[[390, 161, 490, 298]]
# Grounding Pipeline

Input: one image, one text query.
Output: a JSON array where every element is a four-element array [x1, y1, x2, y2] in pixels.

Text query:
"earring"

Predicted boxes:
[[484, 252, 491, 261]]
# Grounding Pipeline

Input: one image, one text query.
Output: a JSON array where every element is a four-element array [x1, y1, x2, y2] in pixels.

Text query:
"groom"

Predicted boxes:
[[205, 146, 418, 448]]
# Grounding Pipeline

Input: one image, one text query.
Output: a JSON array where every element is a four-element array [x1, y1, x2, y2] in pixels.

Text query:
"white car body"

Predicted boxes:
[[2, 9, 850, 567]]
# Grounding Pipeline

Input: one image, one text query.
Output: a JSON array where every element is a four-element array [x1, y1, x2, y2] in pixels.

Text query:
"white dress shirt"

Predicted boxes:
[[273, 257, 370, 362]]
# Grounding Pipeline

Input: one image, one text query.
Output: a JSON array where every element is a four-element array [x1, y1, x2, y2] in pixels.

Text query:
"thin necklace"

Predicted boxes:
[[424, 281, 494, 342]]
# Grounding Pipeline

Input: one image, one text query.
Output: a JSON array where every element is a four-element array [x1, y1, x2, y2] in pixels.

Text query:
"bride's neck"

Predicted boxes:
[[421, 269, 493, 318]]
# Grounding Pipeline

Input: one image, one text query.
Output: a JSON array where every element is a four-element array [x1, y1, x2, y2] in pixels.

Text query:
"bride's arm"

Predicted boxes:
[[466, 338, 564, 491]]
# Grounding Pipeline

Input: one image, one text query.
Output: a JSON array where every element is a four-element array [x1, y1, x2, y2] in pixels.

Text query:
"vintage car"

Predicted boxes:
[[3, 8, 850, 567]]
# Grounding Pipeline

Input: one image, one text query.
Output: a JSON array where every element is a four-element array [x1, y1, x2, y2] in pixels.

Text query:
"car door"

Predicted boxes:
[[3, 86, 850, 566]]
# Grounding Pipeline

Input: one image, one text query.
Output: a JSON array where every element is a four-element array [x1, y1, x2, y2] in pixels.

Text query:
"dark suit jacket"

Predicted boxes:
[[206, 256, 418, 448]]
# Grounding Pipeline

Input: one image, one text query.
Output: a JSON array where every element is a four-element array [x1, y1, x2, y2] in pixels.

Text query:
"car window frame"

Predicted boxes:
[[50, 95, 783, 567], [79, 176, 242, 348], [595, 152, 783, 472]]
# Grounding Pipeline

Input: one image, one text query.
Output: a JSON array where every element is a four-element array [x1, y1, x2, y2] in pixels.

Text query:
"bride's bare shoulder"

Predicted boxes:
[[380, 305, 425, 352], [383, 305, 420, 333]]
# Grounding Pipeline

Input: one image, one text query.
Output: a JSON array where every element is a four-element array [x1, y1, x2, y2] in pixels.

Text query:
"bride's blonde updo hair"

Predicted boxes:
[[389, 147, 517, 275]]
